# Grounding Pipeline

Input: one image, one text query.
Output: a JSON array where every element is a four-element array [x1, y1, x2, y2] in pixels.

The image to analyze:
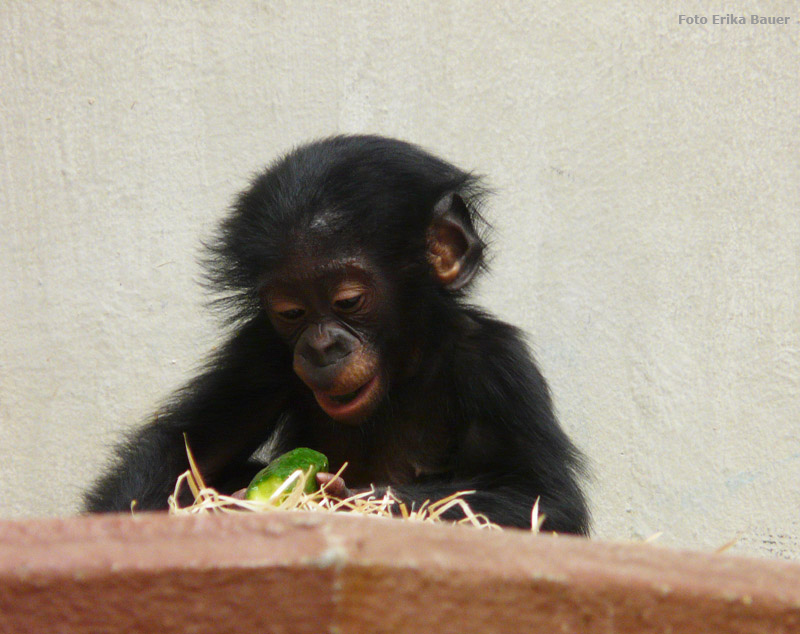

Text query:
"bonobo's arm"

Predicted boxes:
[[376, 472, 588, 533], [380, 318, 589, 534], [322, 399, 589, 533], [83, 316, 292, 512]]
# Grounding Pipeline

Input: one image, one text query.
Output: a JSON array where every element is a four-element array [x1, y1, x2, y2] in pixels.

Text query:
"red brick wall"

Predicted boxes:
[[1, 512, 799, 633]]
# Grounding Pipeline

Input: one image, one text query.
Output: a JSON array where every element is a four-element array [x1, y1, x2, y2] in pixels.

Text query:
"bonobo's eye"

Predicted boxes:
[[269, 298, 306, 323], [278, 308, 305, 322], [333, 294, 363, 312], [332, 286, 365, 314]]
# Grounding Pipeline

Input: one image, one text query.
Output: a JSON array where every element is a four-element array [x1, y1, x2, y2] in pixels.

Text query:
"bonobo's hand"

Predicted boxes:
[[316, 472, 353, 498]]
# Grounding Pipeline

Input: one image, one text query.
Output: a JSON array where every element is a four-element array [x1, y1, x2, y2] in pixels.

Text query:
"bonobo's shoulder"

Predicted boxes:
[[455, 306, 530, 357]]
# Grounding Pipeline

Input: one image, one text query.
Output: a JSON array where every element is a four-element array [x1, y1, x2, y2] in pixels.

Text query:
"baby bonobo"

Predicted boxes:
[[85, 135, 590, 534]]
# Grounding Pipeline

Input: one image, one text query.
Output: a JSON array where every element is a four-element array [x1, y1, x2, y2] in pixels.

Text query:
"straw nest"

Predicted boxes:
[[168, 440, 543, 531]]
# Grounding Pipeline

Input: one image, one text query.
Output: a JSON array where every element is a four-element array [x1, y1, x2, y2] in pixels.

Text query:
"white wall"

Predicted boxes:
[[1, 1, 798, 559]]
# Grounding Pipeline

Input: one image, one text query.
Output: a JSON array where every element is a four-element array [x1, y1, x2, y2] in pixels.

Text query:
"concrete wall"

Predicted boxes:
[[1, 1, 798, 558]]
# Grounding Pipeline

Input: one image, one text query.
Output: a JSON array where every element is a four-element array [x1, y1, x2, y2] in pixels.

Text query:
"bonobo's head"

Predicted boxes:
[[207, 135, 488, 423]]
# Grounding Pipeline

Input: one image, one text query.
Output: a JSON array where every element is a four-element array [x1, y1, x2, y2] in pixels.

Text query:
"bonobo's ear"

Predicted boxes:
[[427, 193, 481, 290]]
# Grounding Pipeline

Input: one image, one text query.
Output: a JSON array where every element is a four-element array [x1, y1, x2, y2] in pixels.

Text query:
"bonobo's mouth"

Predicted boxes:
[[313, 375, 382, 423], [330, 389, 362, 404]]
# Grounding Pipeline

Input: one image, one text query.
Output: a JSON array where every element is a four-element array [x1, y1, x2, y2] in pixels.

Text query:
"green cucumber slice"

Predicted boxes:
[[244, 448, 329, 503]]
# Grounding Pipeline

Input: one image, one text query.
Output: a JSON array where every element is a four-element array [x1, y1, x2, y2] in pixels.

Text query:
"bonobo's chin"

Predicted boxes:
[[312, 375, 383, 424]]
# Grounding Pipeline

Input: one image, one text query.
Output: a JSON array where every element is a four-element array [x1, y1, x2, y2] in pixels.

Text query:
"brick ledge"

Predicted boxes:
[[1, 512, 799, 633]]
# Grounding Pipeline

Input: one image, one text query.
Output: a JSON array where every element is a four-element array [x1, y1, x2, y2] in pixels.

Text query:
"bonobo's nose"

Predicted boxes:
[[298, 325, 355, 367]]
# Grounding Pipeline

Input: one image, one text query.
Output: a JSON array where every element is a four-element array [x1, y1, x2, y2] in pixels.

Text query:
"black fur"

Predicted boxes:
[[84, 135, 590, 534]]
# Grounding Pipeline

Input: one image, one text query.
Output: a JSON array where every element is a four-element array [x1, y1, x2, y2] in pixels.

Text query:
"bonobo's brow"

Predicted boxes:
[[259, 259, 372, 291]]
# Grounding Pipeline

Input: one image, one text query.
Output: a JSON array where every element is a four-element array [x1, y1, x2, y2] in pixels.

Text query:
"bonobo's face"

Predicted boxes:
[[261, 258, 387, 424]]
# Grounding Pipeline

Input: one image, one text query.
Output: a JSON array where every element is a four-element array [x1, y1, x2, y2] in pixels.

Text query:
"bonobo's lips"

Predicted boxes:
[[313, 375, 381, 422]]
